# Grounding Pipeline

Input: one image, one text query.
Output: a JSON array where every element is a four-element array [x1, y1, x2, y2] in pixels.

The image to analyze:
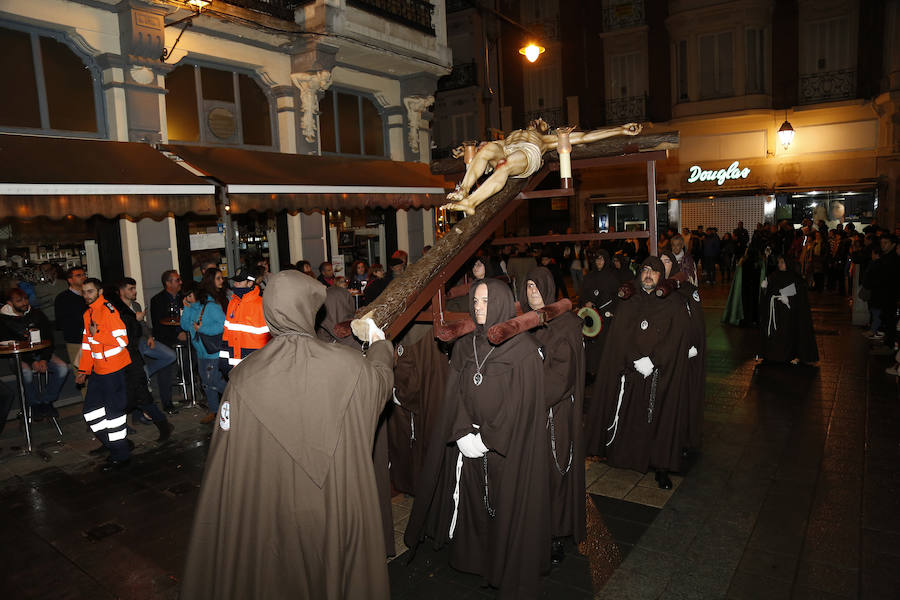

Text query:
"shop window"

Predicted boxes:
[[745, 28, 766, 94], [698, 31, 734, 99], [319, 90, 385, 157], [0, 23, 101, 134], [165, 64, 274, 148]]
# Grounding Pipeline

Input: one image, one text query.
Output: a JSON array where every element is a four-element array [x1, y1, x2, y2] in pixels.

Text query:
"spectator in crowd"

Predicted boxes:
[[182, 269, 227, 424], [349, 260, 369, 290], [871, 235, 900, 357], [76, 278, 132, 471], [54, 266, 88, 393], [669, 234, 697, 286], [317, 261, 336, 287], [720, 232, 737, 282], [296, 260, 314, 277], [0, 287, 69, 418], [148, 270, 183, 415], [361, 263, 386, 306], [33, 263, 67, 322], [702, 227, 721, 284], [220, 266, 271, 372], [108, 278, 174, 441]]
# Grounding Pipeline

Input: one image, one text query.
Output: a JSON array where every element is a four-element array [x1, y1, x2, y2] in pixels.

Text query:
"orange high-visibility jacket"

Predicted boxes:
[[220, 286, 271, 366], [79, 294, 131, 375]]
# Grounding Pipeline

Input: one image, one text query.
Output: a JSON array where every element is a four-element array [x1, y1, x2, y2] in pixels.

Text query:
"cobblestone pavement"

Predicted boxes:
[[0, 284, 897, 599]]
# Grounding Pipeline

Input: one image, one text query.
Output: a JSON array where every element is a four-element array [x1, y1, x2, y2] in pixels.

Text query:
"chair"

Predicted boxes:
[[172, 342, 199, 408]]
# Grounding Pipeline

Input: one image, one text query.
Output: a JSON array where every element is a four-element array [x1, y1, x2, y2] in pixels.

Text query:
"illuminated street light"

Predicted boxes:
[[519, 43, 545, 63], [187, 0, 211, 10], [778, 117, 794, 150]]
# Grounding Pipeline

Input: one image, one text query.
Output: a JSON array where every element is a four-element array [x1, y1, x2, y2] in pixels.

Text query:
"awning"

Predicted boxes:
[[162, 144, 453, 213], [0, 134, 216, 220]]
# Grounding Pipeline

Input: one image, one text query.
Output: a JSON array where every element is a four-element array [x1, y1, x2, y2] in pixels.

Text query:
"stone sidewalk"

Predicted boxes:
[[0, 284, 897, 599]]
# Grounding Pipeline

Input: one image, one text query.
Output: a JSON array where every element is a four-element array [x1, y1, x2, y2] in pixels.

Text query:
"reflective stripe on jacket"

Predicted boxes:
[[221, 287, 270, 366]]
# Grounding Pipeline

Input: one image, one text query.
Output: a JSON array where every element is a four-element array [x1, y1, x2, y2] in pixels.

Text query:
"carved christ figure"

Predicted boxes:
[[442, 119, 643, 215]]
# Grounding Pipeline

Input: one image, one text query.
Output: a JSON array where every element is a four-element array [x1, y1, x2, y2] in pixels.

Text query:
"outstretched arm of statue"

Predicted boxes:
[[572, 123, 642, 145]]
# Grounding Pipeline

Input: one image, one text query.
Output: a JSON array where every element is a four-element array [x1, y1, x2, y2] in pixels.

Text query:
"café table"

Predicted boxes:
[[0, 339, 53, 455]]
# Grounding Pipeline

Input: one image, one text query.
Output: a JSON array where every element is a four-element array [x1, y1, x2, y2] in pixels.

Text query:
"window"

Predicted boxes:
[[675, 39, 688, 102], [319, 90, 385, 157], [745, 28, 766, 94], [0, 24, 101, 134], [803, 16, 851, 73], [608, 52, 642, 99], [165, 64, 274, 147], [698, 31, 734, 99]]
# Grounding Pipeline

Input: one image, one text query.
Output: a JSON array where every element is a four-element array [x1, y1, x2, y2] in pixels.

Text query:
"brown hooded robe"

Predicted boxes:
[[579, 249, 620, 376], [388, 323, 450, 494], [521, 267, 587, 543], [181, 271, 394, 600], [585, 260, 691, 473], [404, 278, 551, 600], [317, 285, 360, 349]]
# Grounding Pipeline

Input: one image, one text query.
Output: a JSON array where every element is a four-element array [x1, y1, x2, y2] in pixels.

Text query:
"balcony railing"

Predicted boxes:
[[605, 95, 646, 125], [437, 61, 478, 92], [524, 107, 564, 129], [219, 0, 312, 21], [602, 0, 645, 32], [348, 0, 435, 35], [798, 69, 857, 104]]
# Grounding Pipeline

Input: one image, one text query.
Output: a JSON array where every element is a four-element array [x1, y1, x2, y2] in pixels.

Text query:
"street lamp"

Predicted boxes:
[[518, 42, 545, 63], [778, 113, 795, 150]]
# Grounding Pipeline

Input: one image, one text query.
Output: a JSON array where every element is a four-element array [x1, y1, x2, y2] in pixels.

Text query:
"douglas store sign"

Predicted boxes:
[[687, 161, 751, 186]]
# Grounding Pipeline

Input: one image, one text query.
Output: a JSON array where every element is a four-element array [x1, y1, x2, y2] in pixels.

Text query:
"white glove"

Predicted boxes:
[[688, 346, 698, 358], [351, 317, 385, 344], [633, 356, 654, 378], [456, 432, 489, 458], [760, 279, 768, 289]]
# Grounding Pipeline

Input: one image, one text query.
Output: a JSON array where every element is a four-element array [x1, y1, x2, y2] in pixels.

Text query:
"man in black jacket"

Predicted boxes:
[[148, 270, 183, 414], [54, 266, 87, 379], [1, 287, 69, 417]]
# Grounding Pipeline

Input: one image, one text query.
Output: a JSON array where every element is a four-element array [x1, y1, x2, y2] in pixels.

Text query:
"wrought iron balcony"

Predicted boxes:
[[605, 95, 646, 125], [524, 107, 564, 129], [348, 0, 435, 35], [798, 69, 857, 104], [218, 0, 312, 21], [602, 0, 645, 32], [437, 62, 478, 92]]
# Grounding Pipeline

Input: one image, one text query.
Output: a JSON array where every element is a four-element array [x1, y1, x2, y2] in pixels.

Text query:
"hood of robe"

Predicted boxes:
[[469, 277, 516, 331], [593, 249, 611, 271], [263, 270, 326, 337], [520, 266, 556, 313]]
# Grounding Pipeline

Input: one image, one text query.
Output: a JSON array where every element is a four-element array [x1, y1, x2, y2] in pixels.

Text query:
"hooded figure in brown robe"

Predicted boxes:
[[180, 271, 394, 600], [388, 323, 450, 494], [404, 278, 551, 599], [661, 250, 706, 451], [584, 257, 691, 489], [579, 248, 620, 378], [316, 285, 360, 349], [521, 267, 586, 562]]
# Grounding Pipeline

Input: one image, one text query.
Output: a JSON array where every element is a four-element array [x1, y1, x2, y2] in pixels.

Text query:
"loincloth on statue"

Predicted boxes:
[[503, 141, 544, 178]]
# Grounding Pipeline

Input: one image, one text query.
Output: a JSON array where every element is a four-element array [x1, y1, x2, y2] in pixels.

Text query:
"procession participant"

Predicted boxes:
[[585, 257, 691, 489], [219, 267, 270, 373], [76, 278, 133, 471], [660, 251, 705, 453], [579, 249, 620, 379], [520, 267, 586, 565], [388, 323, 450, 494], [405, 278, 550, 600], [442, 121, 641, 215], [181, 271, 394, 600], [759, 255, 819, 364]]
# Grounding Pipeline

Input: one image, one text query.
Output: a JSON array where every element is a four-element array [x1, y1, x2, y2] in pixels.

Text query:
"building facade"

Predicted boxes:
[[0, 0, 450, 305], [433, 0, 900, 237]]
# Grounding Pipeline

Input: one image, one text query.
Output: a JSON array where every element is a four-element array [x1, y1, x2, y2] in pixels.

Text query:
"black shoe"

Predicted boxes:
[[133, 413, 152, 426], [99, 457, 131, 472], [655, 470, 673, 490], [155, 420, 174, 443], [551, 539, 566, 565], [89, 443, 109, 455], [165, 407, 179, 416]]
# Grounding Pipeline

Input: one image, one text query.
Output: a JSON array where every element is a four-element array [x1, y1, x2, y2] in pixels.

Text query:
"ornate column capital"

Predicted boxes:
[[291, 70, 333, 143], [403, 95, 434, 154]]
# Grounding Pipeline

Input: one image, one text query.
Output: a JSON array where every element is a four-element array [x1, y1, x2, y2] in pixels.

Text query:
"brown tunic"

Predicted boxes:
[[181, 272, 394, 600], [522, 267, 586, 543], [405, 279, 551, 600]]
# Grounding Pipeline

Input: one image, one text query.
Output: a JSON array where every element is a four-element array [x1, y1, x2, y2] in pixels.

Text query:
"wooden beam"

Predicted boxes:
[[648, 161, 658, 256], [489, 231, 650, 245]]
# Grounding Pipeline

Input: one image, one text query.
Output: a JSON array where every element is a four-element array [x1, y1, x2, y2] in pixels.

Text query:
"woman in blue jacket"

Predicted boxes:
[[181, 268, 228, 424]]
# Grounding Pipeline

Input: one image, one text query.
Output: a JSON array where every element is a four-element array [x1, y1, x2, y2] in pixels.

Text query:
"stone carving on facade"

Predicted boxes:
[[291, 70, 333, 142], [403, 95, 434, 154]]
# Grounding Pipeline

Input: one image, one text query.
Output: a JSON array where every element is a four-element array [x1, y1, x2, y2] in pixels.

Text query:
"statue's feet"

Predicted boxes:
[[446, 189, 468, 203], [440, 201, 476, 216]]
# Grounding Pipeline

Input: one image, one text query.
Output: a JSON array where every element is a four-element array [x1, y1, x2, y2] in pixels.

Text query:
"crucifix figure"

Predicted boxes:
[[442, 119, 643, 215]]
